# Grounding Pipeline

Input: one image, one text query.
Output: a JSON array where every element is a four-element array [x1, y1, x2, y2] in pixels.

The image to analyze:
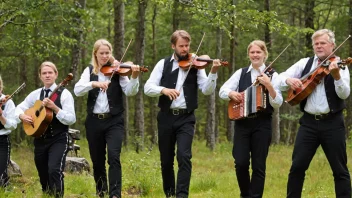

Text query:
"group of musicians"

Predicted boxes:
[[0, 28, 350, 198]]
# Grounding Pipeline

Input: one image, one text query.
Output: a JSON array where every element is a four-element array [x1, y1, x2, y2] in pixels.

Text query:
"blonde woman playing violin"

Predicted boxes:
[[74, 39, 140, 198]]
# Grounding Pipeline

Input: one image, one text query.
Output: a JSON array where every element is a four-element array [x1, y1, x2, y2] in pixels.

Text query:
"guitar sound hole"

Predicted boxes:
[[35, 110, 40, 117]]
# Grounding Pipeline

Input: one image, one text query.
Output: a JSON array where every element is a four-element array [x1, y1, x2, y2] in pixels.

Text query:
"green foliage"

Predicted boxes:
[[2, 139, 352, 197]]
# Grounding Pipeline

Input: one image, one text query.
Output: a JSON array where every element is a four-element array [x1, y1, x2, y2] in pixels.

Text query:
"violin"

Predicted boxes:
[[100, 61, 149, 76], [178, 53, 228, 70], [285, 57, 352, 106]]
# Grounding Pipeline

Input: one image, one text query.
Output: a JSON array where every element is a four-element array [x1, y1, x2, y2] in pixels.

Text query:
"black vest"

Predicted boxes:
[[0, 104, 5, 130], [238, 67, 274, 114], [158, 56, 198, 112], [87, 65, 124, 115], [39, 87, 68, 137], [299, 57, 345, 113]]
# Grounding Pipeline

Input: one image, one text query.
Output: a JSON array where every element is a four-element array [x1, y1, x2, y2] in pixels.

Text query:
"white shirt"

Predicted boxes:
[[15, 83, 76, 125], [279, 55, 350, 114], [219, 64, 283, 109], [0, 95, 17, 135], [74, 66, 139, 114], [144, 54, 218, 109]]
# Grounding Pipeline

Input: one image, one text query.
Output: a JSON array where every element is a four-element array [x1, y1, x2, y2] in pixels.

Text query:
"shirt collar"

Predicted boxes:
[[247, 64, 266, 73], [43, 83, 57, 92]]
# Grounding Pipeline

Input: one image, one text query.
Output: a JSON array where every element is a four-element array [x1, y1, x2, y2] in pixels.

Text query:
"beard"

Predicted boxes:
[[175, 52, 189, 61]]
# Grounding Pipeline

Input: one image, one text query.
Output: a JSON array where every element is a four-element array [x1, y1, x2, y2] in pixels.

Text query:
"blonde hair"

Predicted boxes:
[[170, 30, 191, 45], [247, 40, 269, 62], [91, 39, 113, 75], [311, 29, 336, 47], [0, 75, 3, 93], [38, 61, 58, 76]]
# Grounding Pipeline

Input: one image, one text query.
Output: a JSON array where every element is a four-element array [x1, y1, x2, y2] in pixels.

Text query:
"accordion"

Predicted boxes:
[[228, 85, 267, 120]]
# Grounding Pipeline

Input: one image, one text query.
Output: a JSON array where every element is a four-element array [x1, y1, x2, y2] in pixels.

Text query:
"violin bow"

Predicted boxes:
[[109, 39, 133, 81], [0, 82, 26, 105], [252, 44, 290, 86], [178, 32, 206, 92], [301, 35, 351, 80]]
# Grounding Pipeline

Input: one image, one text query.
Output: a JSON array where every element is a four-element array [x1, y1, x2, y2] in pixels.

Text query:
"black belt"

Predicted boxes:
[[168, 109, 189, 115], [92, 113, 112, 119], [304, 112, 332, 120]]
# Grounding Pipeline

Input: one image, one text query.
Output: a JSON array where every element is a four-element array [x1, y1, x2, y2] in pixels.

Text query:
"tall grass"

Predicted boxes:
[[2, 139, 351, 197]]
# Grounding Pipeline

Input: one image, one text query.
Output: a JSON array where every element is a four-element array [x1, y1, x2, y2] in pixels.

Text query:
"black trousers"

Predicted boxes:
[[85, 113, 124, 198], [157, 111, 195, 198], [233, 114, 272, 198], [287, 111, 351, 198], [34, 132, 69, 198], [0, 135, 10, 187]]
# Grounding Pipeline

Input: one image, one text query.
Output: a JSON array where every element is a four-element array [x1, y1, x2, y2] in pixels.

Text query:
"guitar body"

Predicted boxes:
[[23, 100, 54, 137]]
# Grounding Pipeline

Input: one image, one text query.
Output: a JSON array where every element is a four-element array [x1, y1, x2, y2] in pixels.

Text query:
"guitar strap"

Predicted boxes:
[[40, 87, 65, 102]]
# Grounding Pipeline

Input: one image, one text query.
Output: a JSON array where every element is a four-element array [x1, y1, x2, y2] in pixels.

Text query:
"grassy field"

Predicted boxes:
[[1, 139, 352, 198]]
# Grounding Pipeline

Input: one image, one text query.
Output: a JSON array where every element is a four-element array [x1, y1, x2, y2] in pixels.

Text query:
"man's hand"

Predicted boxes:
[[286, 77, 303, 89], [329, 60, 341, 80], [42, 98, 60, 114], [161, 88, 180, 100], [20, 114, 33, 124]]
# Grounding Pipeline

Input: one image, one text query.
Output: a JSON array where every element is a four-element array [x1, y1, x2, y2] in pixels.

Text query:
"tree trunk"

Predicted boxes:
[[113, 0, 128, 146], [148, 4, 158, 147], [205, 27, 222, 150], [227, 0, 237, 142], [134, 0, 147, 153], [272, 108, 280, 144], [304, 0, 315, 57]]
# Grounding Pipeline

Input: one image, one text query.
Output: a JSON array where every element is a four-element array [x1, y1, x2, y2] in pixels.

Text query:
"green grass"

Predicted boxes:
[[2, 139, 352, 197]]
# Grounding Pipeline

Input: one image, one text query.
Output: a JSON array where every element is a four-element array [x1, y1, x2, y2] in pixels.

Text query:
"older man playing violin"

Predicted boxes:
[[278, 29, 351, 198]]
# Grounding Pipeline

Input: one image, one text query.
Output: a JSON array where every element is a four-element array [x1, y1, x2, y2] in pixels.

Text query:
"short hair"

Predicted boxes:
[[170, 30, 191, 45], [247, 40, 269, 62], [92, 39, 113, 75], [311, 29, 336, 47], [38, 61, 58, 76]]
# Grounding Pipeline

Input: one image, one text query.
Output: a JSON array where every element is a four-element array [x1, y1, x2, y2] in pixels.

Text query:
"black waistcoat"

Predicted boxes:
[[87, 65, 124, 115], [39, 87, 68, 137], [238, 67, 274, 114], [299, 57, 345, 113], [158, 56, 198, 112], [0, 104, 5, 130]]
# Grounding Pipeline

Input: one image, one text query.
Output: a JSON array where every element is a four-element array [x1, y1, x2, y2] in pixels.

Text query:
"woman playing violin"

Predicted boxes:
[[219, 40, 283, 198], [74, 39, 140, 198], [144, 30, 221, 198], [278, 29, 351, 197], [0, 75, 17, 188]]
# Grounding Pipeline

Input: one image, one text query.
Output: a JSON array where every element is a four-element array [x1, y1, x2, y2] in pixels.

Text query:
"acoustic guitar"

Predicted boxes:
[[23, 73, 73, 137]]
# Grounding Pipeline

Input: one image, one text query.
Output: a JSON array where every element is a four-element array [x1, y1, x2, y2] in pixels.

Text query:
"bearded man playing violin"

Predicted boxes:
[[278, 29, 351, 198], [144, 30, 221, 198]]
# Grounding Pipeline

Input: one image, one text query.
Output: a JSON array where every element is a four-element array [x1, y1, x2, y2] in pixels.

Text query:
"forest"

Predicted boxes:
[[1, 0, 352, 151]]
